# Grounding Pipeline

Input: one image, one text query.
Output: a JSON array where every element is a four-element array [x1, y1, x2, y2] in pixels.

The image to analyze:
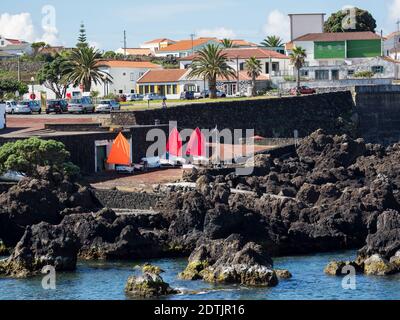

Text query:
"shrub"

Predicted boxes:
[[0, 137, 80, 178], [353, 71, 374, 78]]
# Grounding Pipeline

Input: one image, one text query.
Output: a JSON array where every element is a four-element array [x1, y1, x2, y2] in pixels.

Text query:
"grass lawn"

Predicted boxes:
[[119, 95, 281, 111]]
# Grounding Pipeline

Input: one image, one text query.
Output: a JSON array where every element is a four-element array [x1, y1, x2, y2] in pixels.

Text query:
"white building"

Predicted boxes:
[[140, 38, 176, 53], [91, 60, 162, 96], [289, 13, 326, 41], [180, 47, 291, 93], [384, 31, 400, 60], [155, 38, 220, 58], [115, 48, 153, 56], [0, 36, 32, 58]]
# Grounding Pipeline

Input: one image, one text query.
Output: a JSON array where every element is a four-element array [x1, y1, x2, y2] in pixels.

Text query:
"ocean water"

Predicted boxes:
[[1, 251, 399, 300]]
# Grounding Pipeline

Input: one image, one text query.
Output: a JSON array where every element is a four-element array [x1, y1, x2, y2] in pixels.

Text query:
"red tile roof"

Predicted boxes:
[[220, 39, 258, 47], [137, 69, 188, 83], [5, 38, 25, 44], [122, 48, 153, 56], [144, 38, 175, 44], [182, 47, 289, 61], [158, 38, 217, 52], [293, 31, 382, 42], [97, 60, 161, 69]]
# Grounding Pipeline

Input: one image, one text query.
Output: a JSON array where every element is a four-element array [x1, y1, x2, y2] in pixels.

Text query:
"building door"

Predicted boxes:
[[96, 145, 107, 173], [332, 70, 339, 80]]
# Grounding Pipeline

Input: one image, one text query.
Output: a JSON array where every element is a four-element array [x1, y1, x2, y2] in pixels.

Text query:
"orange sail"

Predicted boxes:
[[186, 128, 206, 157], [107, 132, 131, 165]]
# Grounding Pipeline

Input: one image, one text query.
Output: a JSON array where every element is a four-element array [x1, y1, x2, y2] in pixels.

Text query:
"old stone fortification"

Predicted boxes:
[[111, 92, 356, 138], [354, 85, 400, 145]]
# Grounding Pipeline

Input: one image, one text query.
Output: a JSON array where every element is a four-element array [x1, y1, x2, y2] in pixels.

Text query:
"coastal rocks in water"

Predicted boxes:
[[142, 263, 164, 275], [125, 267, 178, 298], [0, 240, 9, 256], [275, 269, 292, 279], [0, 166, 100, 246], [180, 235, 278, 287], [61, 209, 169, 260], [363, 255, 398, 276], [324, 261, 363, 276], [0, 222, 80, 278]]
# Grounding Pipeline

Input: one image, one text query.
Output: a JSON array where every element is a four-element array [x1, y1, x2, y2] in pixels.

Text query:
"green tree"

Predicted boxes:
[[221, 38, 234, 48], [36, 53, 73, 99], [0, 79, 29, 99], [289, 46, 307, 94], [77, 22, 89, 49], [0, 138, 79, 178], [188, 44, 236, 99], [63, 46, 113, 92], [31, 42, 47, 56], [260, 35, 284, 47], [245, 57, 262, 96], [102, 51, 117, 59], [324, 7, 376, 33]]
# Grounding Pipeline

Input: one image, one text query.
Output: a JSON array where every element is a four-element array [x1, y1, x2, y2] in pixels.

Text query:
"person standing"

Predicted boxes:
[[162, 98, 167, 109]]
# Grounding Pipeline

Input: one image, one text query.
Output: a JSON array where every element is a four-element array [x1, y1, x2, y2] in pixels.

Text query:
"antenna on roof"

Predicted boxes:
[[123, 30, 127, 57]]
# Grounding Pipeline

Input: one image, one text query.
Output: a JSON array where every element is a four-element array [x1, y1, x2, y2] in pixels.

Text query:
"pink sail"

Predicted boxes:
[[186, 128, 206, 157], [166, 128, 183, 157]]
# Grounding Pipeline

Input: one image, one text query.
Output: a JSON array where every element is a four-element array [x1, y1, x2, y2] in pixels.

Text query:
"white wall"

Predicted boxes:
[[91, 66, 153, 96], [290, 14, 325, 41], [0, 103, 6, 130]]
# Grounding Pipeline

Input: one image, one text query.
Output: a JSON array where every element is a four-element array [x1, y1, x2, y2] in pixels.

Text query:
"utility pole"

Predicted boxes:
[[236, 56, 240, 95], [123, 30, 127, 57], [190, 33, 196, 55]]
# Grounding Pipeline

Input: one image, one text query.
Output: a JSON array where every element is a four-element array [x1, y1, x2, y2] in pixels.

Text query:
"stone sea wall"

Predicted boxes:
[[111, 92, 356, 138]]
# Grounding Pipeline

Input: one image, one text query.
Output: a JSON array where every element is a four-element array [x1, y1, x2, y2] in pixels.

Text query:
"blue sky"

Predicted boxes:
[[1, 0, 400, 50]]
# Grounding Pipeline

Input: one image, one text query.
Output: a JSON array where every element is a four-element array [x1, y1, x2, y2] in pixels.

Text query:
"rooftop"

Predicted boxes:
[[143, 38, 176, 44], [157, 38, 218, 52], [97, 60, 161, 69], [137, 69, 188, 83], [182, 47, 289, 61], [292, 31, 382, 42], [118, 48, 153, 56]]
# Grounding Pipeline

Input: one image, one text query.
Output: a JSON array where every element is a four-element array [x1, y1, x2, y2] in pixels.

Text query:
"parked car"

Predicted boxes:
[[197, 90, 226, 99], [5, 100, 32, 114], [46, 99, 68, 114], [143, 93, 167, 101], [290, 86, 316, 95], [126, 93, 144, 101], [95, 100, 121, 113], [180, 91, 195, 100], [67, 97, 95, 114], [0, 101, 6, 129], [27, 100, 42, 114]]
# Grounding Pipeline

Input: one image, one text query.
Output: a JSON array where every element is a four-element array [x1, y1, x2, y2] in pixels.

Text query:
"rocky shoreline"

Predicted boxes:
[[1, 129, 400, 296]]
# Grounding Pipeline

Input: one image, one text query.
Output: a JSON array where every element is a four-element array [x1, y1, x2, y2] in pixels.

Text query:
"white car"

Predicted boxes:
[[67, 97, 95, 114], [126, 94, 144, 102], [5, 101, 32, 114], [0, 102, 6, 129], [95, 100, 120, 113], [143, 93, 166, 101]]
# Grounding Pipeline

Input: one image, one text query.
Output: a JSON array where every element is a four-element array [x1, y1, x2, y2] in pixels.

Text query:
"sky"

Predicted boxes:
[[1, 0, 400, 51]]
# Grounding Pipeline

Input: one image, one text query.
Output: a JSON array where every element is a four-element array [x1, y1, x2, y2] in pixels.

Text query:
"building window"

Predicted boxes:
[[315, 70, 329, 80], [172, 85, 177, 94], [300, 70, 309, 77], [272, 62, 279, 72], [139, 86, 144, 94], [123, 73, 126, 76], [139, 72, 145, 77], [0, 41, 4, 46], [150, 85, 154, 93], [347, 69, 355, 76], [371, 66, 384, 74], [119, 90, 123, 94], [240, 63, 245, 71], [130, 73, 135, 81], [167, 85, 171, 94]]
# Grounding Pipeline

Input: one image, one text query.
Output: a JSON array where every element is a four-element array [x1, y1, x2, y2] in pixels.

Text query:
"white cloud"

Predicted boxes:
[[0, 12, 60, 45], [389, 0, 400, 22], [196, 27, 236, 39], [262, 10, 290, 42], [0, 12, 36, 42]]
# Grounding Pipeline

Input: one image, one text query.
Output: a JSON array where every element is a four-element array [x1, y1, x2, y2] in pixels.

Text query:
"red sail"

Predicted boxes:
[[186, 128, 206, 157], [166, 128, 182, 157]]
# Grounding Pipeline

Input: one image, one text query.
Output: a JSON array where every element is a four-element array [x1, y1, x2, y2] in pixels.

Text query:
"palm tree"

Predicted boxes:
[[261, 35, 283, 48], [221, 38, 234, 48], [63, 46, 113, 92], [289, 46, 307, 94], [245, 57, 262, 97], [188, 44, 236, 99]]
